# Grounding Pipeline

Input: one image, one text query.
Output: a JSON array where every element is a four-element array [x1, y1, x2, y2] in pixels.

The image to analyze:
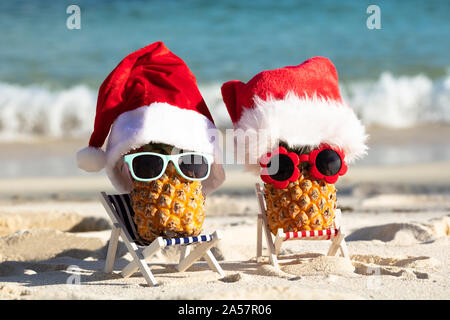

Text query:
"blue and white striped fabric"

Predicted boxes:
[[106, 193, 213, 247], [108, 193, 148, 245], [164, 234, 213, 247]]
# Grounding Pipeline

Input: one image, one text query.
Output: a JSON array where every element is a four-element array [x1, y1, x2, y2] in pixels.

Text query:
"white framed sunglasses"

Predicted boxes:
[[123, 152, 213, 182]]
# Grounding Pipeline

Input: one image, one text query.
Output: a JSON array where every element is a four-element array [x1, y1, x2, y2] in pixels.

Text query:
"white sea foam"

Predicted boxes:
[[0, 72, 449, 141], [0, 83, 96, 141], [342, 73, 450, 128], [206, 72, 450, 129]]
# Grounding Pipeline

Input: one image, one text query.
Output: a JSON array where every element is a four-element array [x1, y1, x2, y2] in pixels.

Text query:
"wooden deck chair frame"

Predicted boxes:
[[255, 183, 349, 269], [99, 192, 225, 286]]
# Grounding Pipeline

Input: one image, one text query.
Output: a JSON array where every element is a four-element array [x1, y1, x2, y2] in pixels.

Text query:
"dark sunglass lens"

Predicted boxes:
[[132, 155, 164, 179], [315, 149, 342, 176], [267, 154, 295, 182], [178, 154, 209, 179]]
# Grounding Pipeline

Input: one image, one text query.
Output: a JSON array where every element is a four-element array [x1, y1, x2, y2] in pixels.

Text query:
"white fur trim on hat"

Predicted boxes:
[[234, 92, 368, 173], [76, 146, 106, 172], [104, 103, 225, 195]]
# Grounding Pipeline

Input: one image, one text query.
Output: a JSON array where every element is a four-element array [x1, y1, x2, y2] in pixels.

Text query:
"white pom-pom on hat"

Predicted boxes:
[[76, 146, 106, 172]]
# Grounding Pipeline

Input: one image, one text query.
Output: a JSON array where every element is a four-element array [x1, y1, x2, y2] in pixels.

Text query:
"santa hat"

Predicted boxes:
[[221, 56, 368, 172], [77, 41, 225, 195]]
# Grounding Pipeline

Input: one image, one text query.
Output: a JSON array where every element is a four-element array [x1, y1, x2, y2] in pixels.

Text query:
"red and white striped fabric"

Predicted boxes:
[[284, 228, 339, 241]]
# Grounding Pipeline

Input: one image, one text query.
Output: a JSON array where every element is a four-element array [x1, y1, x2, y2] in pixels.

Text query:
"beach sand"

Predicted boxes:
[[0, 165, 449, 299], [0, 127, 449, 300]]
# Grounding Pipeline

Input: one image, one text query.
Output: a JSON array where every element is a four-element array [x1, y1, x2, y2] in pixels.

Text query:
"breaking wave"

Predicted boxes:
[[342, 73, 450, 128], [0, 72, 449, 141], [0, 83, 96, 141]]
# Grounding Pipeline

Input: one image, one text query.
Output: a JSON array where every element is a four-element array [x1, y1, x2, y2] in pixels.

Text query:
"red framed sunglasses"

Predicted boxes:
[[260, 144, 347, 189]]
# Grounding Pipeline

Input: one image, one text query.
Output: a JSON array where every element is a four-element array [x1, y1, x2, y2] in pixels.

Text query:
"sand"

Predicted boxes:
[[0, 164, 449, 300]]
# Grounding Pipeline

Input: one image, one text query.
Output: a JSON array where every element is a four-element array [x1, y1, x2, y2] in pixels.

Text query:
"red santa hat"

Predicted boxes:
[[221, 56, 368, 172], [77, 41, 225, 195]]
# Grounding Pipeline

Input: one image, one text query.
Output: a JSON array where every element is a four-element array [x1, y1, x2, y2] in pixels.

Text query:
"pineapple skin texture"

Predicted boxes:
[[130, 163, 206, 242], [263, 174, 337, 235]]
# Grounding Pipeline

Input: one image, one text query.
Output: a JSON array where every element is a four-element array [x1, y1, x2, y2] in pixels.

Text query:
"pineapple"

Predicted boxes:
[[128, 143, 206, 243], [263, 143, 337, 235]]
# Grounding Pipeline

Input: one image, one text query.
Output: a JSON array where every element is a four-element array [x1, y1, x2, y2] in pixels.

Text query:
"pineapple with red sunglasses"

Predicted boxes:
[[222, 57, 367, 235], [259, 143, 347, 233]]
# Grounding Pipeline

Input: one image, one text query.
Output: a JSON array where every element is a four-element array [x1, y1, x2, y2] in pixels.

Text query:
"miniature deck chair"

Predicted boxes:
[[100, 192, 225, 286], [255, 183, 349, 269]]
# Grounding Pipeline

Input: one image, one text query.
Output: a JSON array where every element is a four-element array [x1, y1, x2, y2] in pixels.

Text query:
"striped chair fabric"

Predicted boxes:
[[284, 228, 339, 241], [107, 194, 214, 247], [164, 235, 213, 246]]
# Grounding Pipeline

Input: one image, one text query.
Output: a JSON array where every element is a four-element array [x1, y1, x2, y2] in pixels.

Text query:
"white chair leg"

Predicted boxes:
[[263, 226, 278, 269], [104, 225, 121, 273], [177, 231, 221, 272], [179, 245, 191, 264], [327, 237, 338, 256], [339, 238, 350, 259], [118, 230, 158, 286], [204, 249, 225, 277], [327, 233, 345, 257], [336, 222, 349, 259], [256, 214, 263, 261], [121, 237, 164, 278], [255, 183, 279, 269], [274, 229, 284, 256], [333, 209, 342, 229]]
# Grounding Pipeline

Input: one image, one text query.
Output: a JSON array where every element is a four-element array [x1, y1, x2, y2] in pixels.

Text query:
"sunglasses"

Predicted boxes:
[[123, 152, 213, 182], [259, 144, 347, 189]]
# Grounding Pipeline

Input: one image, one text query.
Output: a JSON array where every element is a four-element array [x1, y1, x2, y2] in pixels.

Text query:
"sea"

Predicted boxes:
[[0, 0, 449, 176]]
